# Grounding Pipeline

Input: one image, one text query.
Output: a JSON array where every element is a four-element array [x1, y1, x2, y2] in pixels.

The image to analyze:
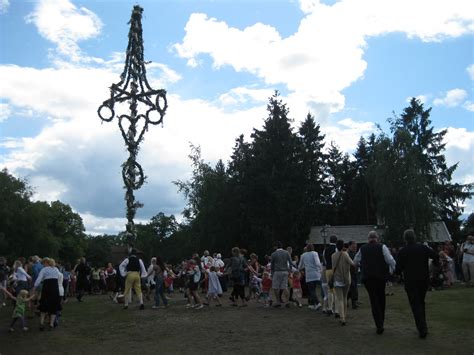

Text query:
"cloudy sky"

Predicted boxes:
[[0, 0, 473, 235]]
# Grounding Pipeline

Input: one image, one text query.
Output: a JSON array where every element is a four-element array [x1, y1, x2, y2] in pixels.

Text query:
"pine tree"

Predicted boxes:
[[297, 113, 328, 228]]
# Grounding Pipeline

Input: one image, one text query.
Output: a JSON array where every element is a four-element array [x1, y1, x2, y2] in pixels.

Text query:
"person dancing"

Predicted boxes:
[[119, 250, 147, 310]]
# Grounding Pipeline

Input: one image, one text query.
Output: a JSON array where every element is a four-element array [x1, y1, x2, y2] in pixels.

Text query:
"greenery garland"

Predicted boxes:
[[98, 5, 168, 248]]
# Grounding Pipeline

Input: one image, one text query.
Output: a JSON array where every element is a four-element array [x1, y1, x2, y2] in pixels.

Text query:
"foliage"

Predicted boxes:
[[0, 169, 86, 263], [171, 95, 472, 255], [368, 99, 472, 242]]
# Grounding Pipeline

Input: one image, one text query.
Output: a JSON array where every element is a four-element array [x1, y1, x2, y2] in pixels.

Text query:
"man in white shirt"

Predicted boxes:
[[354, 231, 396, 335], [119, 251, 147, 310], [461, 235, 474, 286]]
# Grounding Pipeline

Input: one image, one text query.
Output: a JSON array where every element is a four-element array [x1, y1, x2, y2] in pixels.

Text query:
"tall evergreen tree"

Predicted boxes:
[[350, 136, 377, 225], [297, 113, 328, 228], [245, 92, 305, 251], [370, 99, 472, 241], [325, 142, 356, 225]]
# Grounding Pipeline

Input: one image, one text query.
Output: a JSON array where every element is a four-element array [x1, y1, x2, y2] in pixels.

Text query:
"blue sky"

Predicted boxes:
[[0, 0, 473, 234]]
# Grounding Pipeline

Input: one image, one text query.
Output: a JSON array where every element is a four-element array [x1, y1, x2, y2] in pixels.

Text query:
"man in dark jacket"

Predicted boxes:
[[354, 231, 396, 334], [396, 229, 438, 338]]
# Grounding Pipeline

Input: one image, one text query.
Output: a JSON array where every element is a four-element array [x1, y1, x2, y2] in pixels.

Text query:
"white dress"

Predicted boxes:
[[207, 270, 222, 296]]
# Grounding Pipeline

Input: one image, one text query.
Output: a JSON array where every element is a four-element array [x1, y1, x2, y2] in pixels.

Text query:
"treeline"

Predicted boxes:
[[0, 169, 121, 265], [169, 93, 472, 258], [1, 93, 472, 264]]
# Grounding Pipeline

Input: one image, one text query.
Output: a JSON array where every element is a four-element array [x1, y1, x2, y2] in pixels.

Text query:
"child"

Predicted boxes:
[[164, 269, 175, 295], [292, 271, 303, 307], [205, 266, 222, 306], [186, 259, 203, 309], [260, 272, 272, 307], [249, 273, 262, 300], [91, 267, 100, 294], [0, 286, 35, 332]]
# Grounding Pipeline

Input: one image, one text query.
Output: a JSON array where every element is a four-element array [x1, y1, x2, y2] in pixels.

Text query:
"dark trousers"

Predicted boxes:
[[364, 278, 386, 329], [219, 276, 227, 292], [306, 281, 320, 305], [231, 278, 245, 300], [347, 274, 358, 307], [404, 280, 428, 334]]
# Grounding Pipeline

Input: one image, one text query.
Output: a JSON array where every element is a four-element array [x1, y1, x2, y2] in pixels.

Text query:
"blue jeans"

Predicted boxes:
[[306, 280, 321, 305], [154, 277, 168, 307]]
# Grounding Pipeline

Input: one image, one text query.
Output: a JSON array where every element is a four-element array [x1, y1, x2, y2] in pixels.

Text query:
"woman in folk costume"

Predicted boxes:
[[32, 258, 62, 330], [205, 266, 223, 306], [119, 250, 147, 310]]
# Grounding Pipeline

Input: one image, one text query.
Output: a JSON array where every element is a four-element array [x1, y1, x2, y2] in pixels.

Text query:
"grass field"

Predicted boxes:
[[0, 284, 473, 355]]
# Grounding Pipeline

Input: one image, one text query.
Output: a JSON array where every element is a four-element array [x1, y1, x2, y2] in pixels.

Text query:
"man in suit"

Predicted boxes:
[[354, 231, 395, 334], [396, 229, 438, 338]]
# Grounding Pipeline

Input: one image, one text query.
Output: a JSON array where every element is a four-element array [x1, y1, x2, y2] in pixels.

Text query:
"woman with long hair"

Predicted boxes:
[[13, 260, 31, 296]]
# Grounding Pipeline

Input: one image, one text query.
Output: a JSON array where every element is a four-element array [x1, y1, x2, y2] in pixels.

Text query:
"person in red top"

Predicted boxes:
[[292, 271, 303, 307], [260, 272, 272, 307]]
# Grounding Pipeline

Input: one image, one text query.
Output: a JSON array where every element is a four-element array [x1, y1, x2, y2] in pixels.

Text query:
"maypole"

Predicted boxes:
[[98, 5, 167, 250]]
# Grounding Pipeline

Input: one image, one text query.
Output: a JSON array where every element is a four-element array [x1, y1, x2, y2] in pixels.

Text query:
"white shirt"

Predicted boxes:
[[298, 251, 322, 282], [34, 266, 61, 288], [147, 264, 156, 284], [213, 258, 225, 269], [202, 256, 214, 269], [119, 258, 147, 278], [58, 272, 64, 297], [354, 244, 396, 273], [462, 242, 474, 263], [14, 266, 31, 282]]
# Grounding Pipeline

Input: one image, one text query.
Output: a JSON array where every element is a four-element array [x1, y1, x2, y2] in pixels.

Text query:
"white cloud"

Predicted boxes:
[[147, 63, 182, 85], [325, 118, 375, 152], [433, 89, 468, 107], [443, 127, 474, 214], [25, 0, 102, 61], [444, 127, 474, 151], [467, 64, 474, 80], [174, 0, 473, 115], [0, 64, 115, 121], [0, 0, 9, 14], [80, 213, 149, 236], [463, 101, 474, 112], [218, 87, 274, 106], [0, 102, 11, 122], [406, 95, 429, 104], [0, 61, 265, 233], [30, 175, 68, 202]]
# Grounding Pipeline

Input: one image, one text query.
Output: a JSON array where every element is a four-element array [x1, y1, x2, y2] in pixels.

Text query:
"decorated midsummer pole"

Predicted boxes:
[[98, 5, 167, 250]]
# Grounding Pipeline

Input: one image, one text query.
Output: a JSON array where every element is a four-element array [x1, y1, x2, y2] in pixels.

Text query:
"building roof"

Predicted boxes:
[[428, 221, 452, 243], [307, 225, 384, 245], [307, 222, 451, 245]]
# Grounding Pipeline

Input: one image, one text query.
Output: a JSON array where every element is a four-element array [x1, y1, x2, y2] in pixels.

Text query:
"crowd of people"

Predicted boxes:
[[0, 233, 473, 338]]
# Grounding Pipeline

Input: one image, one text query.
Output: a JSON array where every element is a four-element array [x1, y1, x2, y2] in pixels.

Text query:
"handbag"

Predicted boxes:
[[328, 253, 342, 289]]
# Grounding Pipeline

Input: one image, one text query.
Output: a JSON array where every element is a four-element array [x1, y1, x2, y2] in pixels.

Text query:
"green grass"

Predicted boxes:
[[0, 285, 473, 354]]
